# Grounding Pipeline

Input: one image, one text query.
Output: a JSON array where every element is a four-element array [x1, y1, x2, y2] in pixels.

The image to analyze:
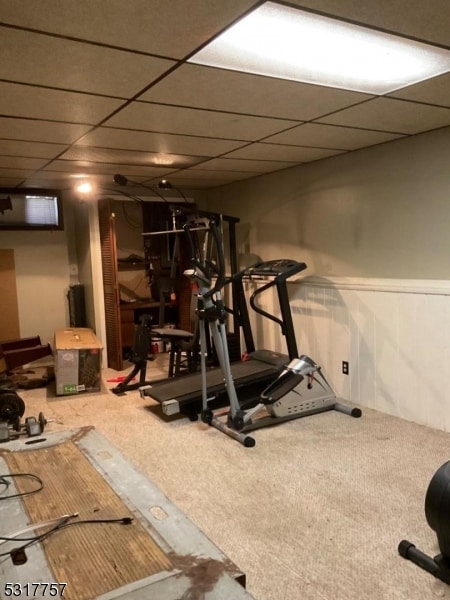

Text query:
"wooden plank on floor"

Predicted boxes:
[[3, 435, 172, 600]]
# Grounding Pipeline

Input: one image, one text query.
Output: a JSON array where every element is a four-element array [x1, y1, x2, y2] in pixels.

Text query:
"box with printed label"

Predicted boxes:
[[54, 328, 102, 395]]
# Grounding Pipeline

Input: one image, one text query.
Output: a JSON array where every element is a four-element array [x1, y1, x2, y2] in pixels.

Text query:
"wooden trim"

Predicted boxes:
[[0, 249, 20, 340], [98, 199, 122, 371]]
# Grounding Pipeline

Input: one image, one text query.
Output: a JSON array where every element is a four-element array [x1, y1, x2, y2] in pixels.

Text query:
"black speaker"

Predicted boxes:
[[67, 284, 86, 327]]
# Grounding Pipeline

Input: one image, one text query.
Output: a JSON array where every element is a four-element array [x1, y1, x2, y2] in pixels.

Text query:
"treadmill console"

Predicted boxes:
[[244, 259, 307, 279]]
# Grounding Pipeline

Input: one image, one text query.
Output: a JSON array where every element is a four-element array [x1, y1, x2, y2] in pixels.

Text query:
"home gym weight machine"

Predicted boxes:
[[139, 207, 247, 414], [183, 216, 361, 447]]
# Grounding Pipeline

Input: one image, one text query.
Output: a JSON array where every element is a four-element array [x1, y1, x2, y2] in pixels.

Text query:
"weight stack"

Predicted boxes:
[[67, 284, 87, 327]]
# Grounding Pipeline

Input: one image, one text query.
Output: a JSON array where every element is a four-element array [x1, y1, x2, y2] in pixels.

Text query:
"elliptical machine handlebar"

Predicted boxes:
[[183, 217, 226, 299]]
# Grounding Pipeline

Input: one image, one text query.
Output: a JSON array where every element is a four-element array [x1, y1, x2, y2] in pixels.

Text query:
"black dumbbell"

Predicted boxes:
[[25, 412, 52, 437], [0, 412, 53, 443]]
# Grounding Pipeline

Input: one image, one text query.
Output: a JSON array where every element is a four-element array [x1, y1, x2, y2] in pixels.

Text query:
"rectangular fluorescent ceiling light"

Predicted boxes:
[[189, 1, 450, 94]]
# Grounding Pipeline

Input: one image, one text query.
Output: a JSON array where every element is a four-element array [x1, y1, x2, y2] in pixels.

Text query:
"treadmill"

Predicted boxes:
[[140, 259, 307, 419]]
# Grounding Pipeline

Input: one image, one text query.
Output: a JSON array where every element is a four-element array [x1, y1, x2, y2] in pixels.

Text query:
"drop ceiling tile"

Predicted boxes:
[[28, 171, 150, 189], [0, 177, 27, 187], [0, 139, 67, 159], [0, 0, 257, 58], [19, 171, 78, 183], [0, 28, 176, 97], [1, 1, 448, 193], [94, 173, 156, 186], [0, 82, 124, 124], [0, 157, 49, 170], [224, 142, 344, 162], [75, 127, 247, 156], [157, 169, 260, 182], [289, 0, 450, 47], [45, 160, 176, 178], [140, 64, 372, 120], [389, 73, 450, 108], [0, 168, 37, 178], [22, 179, 74, 190], [24, 171, 150, 192], [75, 172, 233, 193], [105, 102, 298, 140], [0, 117, 92, 144], [264, 122, 406, 149], [166, 178, 234, 189], [317, 97, 450, 134], [157, 175, 253, 189], [190, 157, 295, 173], [59, 146, 208, 168]]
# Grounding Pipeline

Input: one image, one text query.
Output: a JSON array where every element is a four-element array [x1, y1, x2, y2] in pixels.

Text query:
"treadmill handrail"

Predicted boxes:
[[249, 280, 286, 334], [234, 258, 306, 360]]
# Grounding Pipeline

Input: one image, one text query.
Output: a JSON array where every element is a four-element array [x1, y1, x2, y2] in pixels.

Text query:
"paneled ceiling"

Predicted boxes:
[[0, 0, 449, 194]]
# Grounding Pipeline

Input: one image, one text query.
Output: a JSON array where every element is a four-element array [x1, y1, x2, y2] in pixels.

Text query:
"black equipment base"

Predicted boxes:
[[112, 314, 153, 395], [398, 461, 450, 585], [398, 540, 450, 584]]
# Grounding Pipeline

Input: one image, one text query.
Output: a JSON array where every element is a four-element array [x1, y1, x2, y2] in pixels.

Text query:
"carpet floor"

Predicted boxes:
[[5, 354, 450, 600]]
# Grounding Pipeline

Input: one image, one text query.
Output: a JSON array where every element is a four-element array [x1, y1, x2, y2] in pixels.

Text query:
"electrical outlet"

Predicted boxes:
[[342, 361, 349, 375]]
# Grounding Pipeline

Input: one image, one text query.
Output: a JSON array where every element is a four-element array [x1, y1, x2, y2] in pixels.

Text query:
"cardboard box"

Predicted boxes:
[[54, 328, 102, 395]]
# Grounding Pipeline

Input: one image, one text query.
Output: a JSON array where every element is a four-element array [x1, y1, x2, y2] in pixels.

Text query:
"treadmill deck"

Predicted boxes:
[[143, 352, 288, 416]]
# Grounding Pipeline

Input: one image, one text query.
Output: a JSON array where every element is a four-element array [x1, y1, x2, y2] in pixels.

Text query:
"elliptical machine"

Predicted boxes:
[[184, 217, 361, 447]]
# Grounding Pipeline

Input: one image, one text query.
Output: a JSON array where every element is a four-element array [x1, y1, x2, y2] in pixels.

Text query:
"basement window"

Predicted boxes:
[[0, 188, 63, 230]]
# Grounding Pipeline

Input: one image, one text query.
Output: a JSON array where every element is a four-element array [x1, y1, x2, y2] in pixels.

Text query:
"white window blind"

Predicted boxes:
[[0, 190, 62, 229], [25, 195, 59, 225]]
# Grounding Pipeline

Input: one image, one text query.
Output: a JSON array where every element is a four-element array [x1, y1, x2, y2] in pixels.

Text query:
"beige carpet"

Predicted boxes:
[[6, 355, 450, 600]]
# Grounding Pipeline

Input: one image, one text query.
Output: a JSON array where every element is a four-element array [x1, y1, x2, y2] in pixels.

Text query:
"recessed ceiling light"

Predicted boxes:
[[152, 155, 174, 166], [189, 1, 450, 94], [76, 181, 93, 194]]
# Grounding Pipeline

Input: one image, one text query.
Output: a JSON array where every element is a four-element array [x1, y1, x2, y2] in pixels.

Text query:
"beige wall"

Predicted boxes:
[[205, 126, 450, 280], [2, 126, 449, 354], [0, 199, 73, 345], [0, 195, 99, 347]]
